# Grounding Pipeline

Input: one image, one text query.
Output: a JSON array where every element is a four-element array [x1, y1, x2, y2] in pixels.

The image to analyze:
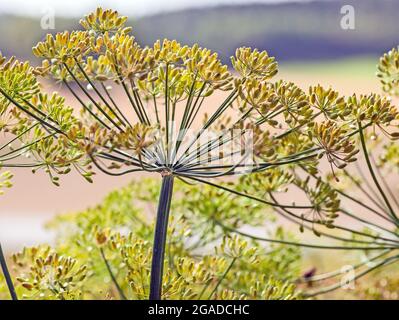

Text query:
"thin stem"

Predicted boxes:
[[207, 257, 237, 299], [164, 63, 170, 164], [74, 59, 127, 127], [354, 162, 388, 212], [337, 189, 394, 224], [370, 153, 399, 210], [63, 63, 123, 131], [100, 82, 132, 127], [110, 52, 147, 124], [212, 218, 395, 250], [149, 174, 174, 300], [130, 79, 150, 124], [63, 79, 111, 130], [302, 164, 394, 225], [185, 176, 315, 210], [339, 208, 398, 238], [0, 133, 55, 160], [0, 243, 18, 300], [172, 73, 199, 161], [89, 153, 144, 176], [198, 279, 213, 300], [0, 122, 40, 152], [358, 123, 398, 223], [121, 78, 146, 123], [99, 247, 127, 300], [175, 90, 237, 166], [0, 87, 65, 135], [271, 198, 399, 246], [303, 254, 399, 297], [298, 249, 392, 283], [178, 152, 319, 177]]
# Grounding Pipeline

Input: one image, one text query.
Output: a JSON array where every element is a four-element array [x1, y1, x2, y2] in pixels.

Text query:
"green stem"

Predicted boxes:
[[358, 122, 398, 223], [186, 176, 315, 209], [0, 243, 18, 300], [370, 153, 399, 210], [207, 257, 237, 299], [299, 249, 392, 283], [303, 254, 399, 297], [212, 218, 396, 250], [99, 247, 127, 300]]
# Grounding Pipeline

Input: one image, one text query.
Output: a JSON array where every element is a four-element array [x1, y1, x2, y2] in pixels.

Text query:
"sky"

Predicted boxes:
[[0, 0, 321, 17]]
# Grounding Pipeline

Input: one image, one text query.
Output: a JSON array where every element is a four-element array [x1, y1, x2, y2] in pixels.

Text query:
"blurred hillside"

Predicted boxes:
[[0, 0, 398, 63]]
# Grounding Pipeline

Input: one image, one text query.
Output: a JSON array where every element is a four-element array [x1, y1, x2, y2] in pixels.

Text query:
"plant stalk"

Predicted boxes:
[[0, 243, 18, 300], [149, 174, 174, 300], [358, 123, 398, 223]]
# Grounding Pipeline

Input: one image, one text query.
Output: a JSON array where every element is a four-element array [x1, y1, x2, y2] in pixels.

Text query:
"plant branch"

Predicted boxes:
[[358, 122, 398, 223], [0, 243, 18, 300], [99, 247, 127, 300], [207, 257, 237, 299]]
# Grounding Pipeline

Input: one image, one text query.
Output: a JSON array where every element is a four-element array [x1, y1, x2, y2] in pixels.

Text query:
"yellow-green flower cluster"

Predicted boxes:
[[377, 47, 399, 96]]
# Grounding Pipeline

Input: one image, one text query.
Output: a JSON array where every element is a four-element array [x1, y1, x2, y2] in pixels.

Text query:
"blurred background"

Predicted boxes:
[[0, 0, 398, 250]]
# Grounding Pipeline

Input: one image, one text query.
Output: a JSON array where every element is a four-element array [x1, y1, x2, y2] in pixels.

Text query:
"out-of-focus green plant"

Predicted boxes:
[[356, 274, 399, 300], [378, 47, 399, 97], [0, 179, 300, 300], [0, 7, 399, 300], [12, 246, 87, 300]]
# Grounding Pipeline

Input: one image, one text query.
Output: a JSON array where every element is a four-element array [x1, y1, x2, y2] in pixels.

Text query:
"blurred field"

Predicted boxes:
[[278, 56, 381, 95]]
